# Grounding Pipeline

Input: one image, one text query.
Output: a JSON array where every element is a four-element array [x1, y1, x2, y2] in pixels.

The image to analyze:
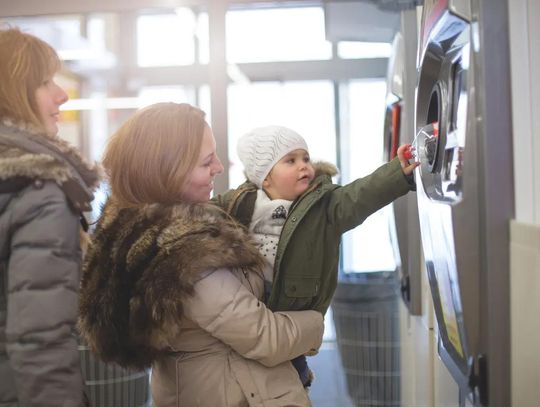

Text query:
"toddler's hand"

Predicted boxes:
[[397, 144, 420, 175]]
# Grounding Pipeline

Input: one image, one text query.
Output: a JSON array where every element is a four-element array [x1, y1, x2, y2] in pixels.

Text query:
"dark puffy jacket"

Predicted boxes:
[[0, 121, 100, 406]]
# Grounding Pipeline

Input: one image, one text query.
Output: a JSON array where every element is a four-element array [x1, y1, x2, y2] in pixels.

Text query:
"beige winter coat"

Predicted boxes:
[[79, 200, 324, 407]]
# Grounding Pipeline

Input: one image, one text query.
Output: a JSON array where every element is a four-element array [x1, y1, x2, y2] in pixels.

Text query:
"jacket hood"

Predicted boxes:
[[312, 161, 338, 179], [78, 198, 264, 370], [0, 120, 102, 209]]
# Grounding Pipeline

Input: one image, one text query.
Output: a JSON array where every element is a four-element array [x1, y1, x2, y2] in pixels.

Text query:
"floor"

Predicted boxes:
[[307, 307, 355, 407], [308, 341, 356, 407]]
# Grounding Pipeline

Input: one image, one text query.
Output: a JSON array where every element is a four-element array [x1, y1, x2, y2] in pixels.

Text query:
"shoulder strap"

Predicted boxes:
[[230, 189, 257, 228]]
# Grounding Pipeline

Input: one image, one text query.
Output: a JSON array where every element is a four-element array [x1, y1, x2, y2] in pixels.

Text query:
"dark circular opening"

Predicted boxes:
[[425, 85, 441, 171]]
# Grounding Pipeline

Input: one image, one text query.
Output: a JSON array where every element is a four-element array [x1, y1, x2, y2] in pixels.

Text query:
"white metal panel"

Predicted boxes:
[[433, 338, 460, 407], [529, 0, 540, 225], [510, 220, 540, 406], [399, 248, 436, 407], [509, 0, 535, 224], [399, 302, 417, 407], [413, 314, 435, 407]]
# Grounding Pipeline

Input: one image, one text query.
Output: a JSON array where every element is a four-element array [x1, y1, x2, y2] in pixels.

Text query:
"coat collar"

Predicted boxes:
[[0, 120, 102, 210], [312, 161, 338, 179], [79, 198, 264, 369]]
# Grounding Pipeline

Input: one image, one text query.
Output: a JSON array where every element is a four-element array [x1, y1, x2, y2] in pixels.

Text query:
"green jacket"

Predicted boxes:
[[212, 157, 414, 314]]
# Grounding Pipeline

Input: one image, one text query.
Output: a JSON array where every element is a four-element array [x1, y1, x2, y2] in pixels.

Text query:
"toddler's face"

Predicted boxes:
[[263, 149, 315, 200]]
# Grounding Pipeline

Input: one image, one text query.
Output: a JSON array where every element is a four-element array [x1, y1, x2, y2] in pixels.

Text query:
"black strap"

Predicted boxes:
[[232, 189, 257, 228], [80, 213, 89, 232]]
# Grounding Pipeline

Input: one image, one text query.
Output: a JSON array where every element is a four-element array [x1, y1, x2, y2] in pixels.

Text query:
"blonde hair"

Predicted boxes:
[[103, 103, 207, 207], [0, 26, 61, 129]]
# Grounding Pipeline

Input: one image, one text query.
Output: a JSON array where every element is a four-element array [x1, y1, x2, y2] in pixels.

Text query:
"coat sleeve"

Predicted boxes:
[[182, 268, 324, 367], [209, 188, 233, 209], [6, 183, 85, 407], [326, 157, 414, 233]]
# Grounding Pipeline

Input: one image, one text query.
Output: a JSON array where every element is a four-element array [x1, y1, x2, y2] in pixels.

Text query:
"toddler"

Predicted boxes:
[[213, 125, 417, 387]]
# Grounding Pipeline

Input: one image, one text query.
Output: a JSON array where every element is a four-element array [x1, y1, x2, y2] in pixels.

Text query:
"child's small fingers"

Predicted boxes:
[[403, 161, 420, 175]]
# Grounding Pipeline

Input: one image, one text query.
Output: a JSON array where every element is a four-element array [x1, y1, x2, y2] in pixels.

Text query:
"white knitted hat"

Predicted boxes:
[[237, 125, 309, 188]]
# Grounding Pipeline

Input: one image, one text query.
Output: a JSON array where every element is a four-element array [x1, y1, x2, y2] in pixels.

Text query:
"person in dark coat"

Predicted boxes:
[[0, 27, 100, 406]]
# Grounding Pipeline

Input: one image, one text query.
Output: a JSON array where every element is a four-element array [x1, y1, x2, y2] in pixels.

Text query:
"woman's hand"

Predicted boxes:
[[397, 144, 420, 175]]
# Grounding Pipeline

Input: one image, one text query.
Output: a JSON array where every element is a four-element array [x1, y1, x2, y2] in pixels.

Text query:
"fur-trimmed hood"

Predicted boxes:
[[313, 160, 339, 179], [0, 120, 102, 210], [78, 198, 265, 370]]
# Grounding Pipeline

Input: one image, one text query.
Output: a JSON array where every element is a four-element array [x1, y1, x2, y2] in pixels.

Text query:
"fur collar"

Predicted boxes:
[[0, 119, 102, 190], [313, 161, 338, 179], [78, 198, 264, 370]]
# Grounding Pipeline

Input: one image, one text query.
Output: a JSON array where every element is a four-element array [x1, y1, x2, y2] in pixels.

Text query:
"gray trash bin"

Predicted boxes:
[[332, 271, 401, 407], [79, 342, 151, 407]]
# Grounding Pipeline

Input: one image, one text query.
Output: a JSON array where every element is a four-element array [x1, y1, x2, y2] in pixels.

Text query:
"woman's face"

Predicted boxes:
[[181, 125, 224, 203], [34, 76, 68, 135]]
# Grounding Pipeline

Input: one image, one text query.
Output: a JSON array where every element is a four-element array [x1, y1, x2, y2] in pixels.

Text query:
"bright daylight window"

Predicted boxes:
[[138, 86, 197, 107], [337, 41, 392, 59], [137, 9, 198, 67], [341, 79, 397, 273], [228, 80, 336, 188], [139, 85, 211, 121], [226, 7, 332, 63]]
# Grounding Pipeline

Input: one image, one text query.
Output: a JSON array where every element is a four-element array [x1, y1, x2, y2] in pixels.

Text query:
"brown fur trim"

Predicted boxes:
[[78, 199, 264, 370], [0, 145, 72, 183], [0, 120, 103, 189], [313, 161, 338, 178]]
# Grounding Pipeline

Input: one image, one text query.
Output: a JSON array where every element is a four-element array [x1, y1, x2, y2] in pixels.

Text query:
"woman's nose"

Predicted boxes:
[[213, 156, 224, 175], [56, 84, 69, 106]]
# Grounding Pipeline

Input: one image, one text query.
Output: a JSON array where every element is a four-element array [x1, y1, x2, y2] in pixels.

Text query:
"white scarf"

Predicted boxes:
[[249, 189, 292, 282]]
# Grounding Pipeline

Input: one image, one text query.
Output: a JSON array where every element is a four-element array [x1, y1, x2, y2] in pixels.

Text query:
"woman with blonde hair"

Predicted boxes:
[[78, 102, 324, 406], [0, 27, 100, 406]]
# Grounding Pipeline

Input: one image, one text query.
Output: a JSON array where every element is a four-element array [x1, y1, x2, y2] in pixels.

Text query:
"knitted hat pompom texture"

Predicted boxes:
[[237, 125, 309, 188]]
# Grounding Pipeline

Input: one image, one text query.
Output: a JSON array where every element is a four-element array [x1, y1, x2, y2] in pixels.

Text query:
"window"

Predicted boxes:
[[137, 10, 199, 67], [228, 80, 336, 188], [226, 7, 332, 63], [337, 41, 392, 59], [341, 79, 397, 273]]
